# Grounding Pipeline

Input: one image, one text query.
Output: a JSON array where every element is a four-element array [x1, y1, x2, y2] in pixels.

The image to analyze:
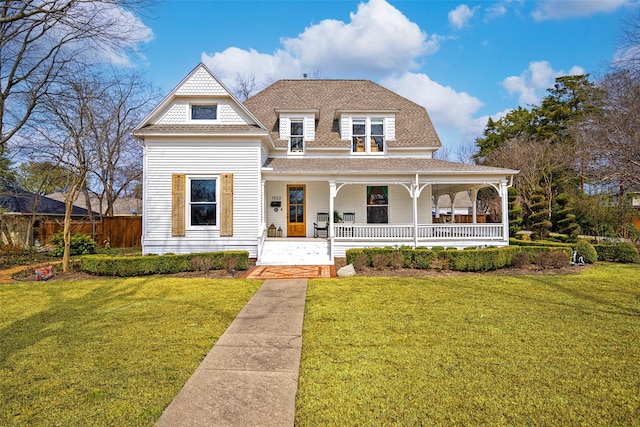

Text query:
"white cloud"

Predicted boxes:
[[502, 61, 585, 105], [202, 0, 440, 85], [448, 4, 479, 29], [381, 72, 485, 147], [485, 3, 507, 20], [532, 0, 628, 21]]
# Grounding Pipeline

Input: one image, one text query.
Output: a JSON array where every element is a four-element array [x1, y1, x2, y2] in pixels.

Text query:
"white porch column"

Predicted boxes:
[[434, 194, 440, 219], [449, 192, 457, 224], [413, 174, 418, 248], [329, 180, 336, 260], [260, 179, 266, 230], [471, 188, 478, 224], [500, 180, 509, 242]]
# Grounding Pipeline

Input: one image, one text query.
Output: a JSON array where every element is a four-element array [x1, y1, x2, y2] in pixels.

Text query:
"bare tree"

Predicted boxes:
[[432, 145, 451, 160], [24, 69, 103, 271], [88, 68, 158, 217], [232, 72, 258, 101], [0, 0, 155, 154]]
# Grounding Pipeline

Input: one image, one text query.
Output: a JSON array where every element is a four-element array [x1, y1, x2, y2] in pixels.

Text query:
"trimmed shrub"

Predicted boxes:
[[413, 249, 435, 269], [372, 254, 389, 269], [574, 240, 598, 264], [51, 232, 97, 257], [80, 251, 249, 277], [388, 251, 403, 269], [594, 242, 639, 263], [444, 247, 518, 272], [513, 251, 530, 268], [535, 250, 570, 269]]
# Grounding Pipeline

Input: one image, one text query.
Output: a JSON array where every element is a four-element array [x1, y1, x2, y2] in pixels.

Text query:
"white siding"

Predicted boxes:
[[278, 117, 289, 140], [340, 117, 350, 140], [386, 116, 396, 140], [175, 67, 228, 96], [304, 116, 315, 141], [156, 100, 247, 125], [143, 139, 262, 256]]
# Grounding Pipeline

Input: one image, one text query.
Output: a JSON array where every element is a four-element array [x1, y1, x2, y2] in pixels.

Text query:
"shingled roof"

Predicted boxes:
[[244, 79, 441, 149], [1, 185, 91, 216]]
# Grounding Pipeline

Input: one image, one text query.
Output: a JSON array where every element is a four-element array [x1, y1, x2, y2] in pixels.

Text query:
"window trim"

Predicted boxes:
[[351, 117, 385, 155], [189, 103, 218, 123], [289, 118, 305, 154], [187, 175, 219, 229]]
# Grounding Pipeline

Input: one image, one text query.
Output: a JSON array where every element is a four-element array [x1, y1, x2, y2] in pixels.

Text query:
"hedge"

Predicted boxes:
[[80, 251, 249, 277], [509, 238, 573, 248], [345, 245, 579, 272], [593, 242, 639, 263]]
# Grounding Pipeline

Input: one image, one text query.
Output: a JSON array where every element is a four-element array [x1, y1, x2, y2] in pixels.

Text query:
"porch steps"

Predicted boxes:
[[258, 238, 331, 265]]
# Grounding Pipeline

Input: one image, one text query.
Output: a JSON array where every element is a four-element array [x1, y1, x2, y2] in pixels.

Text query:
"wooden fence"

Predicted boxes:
[[38, 216, 142, 248]]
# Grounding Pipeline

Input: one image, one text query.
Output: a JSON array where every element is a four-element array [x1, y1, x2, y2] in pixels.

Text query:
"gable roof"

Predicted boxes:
[[133, 63, 267, 136], [243, 79, 441, 149], [1, 185, 91, 216]]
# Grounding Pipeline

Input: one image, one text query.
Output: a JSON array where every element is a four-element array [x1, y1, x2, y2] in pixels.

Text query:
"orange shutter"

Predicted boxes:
[[220, 173, 234, 236], [172, 174, 185, 237]]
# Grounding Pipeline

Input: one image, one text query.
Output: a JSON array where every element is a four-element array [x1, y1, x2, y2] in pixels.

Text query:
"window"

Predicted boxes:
[[189, 178, 217, 226], [290, 119, 304, 153], [370, 119, 384, 152], [352, 118, 384, 153], [367, 186, 388, 223], [352, 119, 366, 152], [191, 104, 217, 120]]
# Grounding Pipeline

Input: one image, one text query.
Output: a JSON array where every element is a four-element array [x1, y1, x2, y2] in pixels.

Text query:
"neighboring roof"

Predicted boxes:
[[46, 193, 142, 215], [244, 79, 442, 149], [0, 185, 90, 216], [262, 158, 518, 176]]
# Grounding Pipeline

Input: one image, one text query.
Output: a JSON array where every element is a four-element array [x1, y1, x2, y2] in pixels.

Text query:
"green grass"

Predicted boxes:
[[0, 277, 260, 426], [297, 263, 640, 426]]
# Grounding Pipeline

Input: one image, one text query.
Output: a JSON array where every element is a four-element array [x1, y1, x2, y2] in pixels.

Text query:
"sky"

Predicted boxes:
[[131, 0, 638, 155]]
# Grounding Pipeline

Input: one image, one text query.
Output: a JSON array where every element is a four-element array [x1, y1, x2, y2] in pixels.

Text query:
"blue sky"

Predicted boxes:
[[135, 0, 637, 155]]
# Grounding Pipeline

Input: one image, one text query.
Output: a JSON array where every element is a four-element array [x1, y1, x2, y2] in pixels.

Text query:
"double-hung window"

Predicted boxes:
[[351, 118, 384, 153], [367, 186, 388, 223], [189, 177, 217, 227], [290, 119, 304, 153]]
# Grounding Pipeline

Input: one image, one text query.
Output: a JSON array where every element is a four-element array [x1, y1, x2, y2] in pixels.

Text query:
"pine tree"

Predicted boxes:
[[508, 186, 523, 237], [529, 187, 552, 240]]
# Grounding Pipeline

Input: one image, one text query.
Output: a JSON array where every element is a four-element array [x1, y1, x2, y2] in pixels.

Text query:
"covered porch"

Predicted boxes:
[[258, 157, 518, 262]]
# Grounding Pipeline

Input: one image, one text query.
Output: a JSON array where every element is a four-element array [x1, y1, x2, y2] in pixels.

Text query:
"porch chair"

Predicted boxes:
[[314, 212, 329, 238], [342, 212, 355, 237]]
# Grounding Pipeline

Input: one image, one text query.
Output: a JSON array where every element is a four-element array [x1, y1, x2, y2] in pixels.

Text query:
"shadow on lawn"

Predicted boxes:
[[0, 279, 151, 365]]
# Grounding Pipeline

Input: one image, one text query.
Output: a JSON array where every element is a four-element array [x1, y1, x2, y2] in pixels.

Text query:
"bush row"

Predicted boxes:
[[593, 242, 639, 263], [80, 251, 249, 277], [345, 246, 574, 272]]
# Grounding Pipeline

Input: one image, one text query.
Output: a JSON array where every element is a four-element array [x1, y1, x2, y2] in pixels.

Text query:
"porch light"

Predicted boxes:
[[268, 223, 276, 237], [277, 227, 283, 238]]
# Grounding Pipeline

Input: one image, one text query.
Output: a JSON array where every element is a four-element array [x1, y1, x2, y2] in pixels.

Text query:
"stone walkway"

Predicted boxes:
[[155, 278, 308, 427], [243, 265, 334, 279]]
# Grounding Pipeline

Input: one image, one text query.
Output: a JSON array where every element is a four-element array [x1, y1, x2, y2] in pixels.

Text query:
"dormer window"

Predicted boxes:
[[352, 117, 384, 154], [290, 119, 304, 153], [191, 104, 217, 121]]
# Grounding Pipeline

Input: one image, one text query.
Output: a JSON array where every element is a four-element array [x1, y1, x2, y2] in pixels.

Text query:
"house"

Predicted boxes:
[[46, 193, 143, 216], [133, 63, 518, 264], [0, 184, 91, 247]]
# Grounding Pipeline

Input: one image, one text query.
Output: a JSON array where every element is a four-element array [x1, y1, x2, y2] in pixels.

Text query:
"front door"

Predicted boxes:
[[287, 185, 306, 237]]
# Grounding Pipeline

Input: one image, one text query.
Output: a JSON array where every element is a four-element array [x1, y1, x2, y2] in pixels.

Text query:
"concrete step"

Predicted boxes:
[[258, 238, 331, 265]]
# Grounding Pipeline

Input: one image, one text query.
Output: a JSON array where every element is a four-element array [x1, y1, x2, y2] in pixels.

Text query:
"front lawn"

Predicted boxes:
[[297, 263, 640, 426], [0, 277, 260, 426]]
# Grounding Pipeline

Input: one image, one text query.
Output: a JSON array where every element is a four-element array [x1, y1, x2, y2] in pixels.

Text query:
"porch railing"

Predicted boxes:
[[334, 223, 503, 241]]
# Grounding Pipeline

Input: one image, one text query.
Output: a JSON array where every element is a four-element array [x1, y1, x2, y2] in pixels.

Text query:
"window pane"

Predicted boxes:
[[352, 120, 366, 136], [191, 205, 217, 225], [367, 186, 388, 205], [371, 119, 384, 136], [191, 179, 216, 202], [367, 206, 388, 224], [291, 121, 304, 136], [290, 136, 304, 152], [192, 105, 217, 120]]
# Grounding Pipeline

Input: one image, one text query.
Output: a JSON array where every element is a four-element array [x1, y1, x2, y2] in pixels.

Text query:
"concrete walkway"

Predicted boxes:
[[155, 279, 308, 427]]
